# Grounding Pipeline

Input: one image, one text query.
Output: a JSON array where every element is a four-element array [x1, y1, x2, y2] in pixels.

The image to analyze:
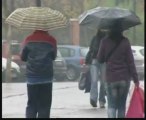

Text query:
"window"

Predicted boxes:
[[11, 44, 20, 55], [58, 47, 75, 57], [140, 49, 144, 56], [70, 49, 75, 57], [80, 48, 89, 57], [58, 48, 70, 57], [57, 50, 62, 58]]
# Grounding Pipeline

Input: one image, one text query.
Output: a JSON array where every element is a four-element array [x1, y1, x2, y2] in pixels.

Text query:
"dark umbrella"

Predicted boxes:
[[79, 7, 141, 30]]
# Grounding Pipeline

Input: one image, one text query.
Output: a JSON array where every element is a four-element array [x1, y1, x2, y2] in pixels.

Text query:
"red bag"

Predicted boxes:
[[126, 86, 144, 118]]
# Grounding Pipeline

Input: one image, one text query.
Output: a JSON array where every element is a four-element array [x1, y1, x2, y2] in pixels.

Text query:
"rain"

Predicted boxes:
[[2, 0, 144, 118]]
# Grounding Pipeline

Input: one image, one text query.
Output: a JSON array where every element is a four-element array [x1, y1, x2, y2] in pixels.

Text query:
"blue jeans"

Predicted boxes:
[[105, 80, 130, 118], [99, 77, 106, 104], [90, 59, 106, 104], [26, 83, 52, 118]]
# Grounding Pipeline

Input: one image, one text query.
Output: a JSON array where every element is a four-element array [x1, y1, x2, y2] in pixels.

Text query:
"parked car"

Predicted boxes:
[[58, 45, 89, 81], [2, 57, 21, 82], [53, 50, 67, 80], [2, 40, 67, 81], [2, 40, 26, 78], [131, 46, 144, 80]]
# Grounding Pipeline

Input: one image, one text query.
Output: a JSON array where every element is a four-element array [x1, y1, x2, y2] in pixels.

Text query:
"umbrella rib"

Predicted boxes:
[[78, 7, 141, 30], [5, 7, 68, 31], [7, 6, 140, 31]]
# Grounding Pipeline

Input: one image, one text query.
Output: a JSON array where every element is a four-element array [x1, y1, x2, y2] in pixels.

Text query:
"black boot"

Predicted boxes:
[[90, 99, 97, 107]]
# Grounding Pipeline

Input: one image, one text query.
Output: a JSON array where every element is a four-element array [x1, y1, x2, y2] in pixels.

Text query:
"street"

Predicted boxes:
[[2, 81, 144, 118]]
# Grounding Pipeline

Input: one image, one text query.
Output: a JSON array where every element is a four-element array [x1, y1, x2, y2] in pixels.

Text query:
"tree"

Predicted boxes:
[[3, 0, 13, 82], [132, 0, 136, 45], [2, 0, 144, 46], [36, 0, 41, 6], [115, 0, 120, 6], [115, 0, 130, 6]]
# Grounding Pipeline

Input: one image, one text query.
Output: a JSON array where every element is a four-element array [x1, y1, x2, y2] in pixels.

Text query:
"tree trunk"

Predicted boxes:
[[133, 0, 136, 45], [3, 0, 12, 83], [36, 0, 41, 6], [5, 25, 12, 83], [79, 0, 85, 13], [115, 0, 119, 6]]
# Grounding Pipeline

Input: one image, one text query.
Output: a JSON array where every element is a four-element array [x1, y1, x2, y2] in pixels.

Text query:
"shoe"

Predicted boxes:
[[90, 99, 97, 107], [99, 102, 105, 108]]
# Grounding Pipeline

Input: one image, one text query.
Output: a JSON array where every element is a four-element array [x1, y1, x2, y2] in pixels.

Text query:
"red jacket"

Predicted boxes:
[[21, 30, 56, 48], [20, 30, 57, 80]]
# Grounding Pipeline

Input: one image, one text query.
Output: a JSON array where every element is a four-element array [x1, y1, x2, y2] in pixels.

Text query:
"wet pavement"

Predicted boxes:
[[2, 81, 144, 118]]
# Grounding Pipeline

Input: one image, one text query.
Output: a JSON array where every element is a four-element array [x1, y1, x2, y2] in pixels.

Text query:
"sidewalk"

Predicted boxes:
[[2, 81, 144, 118]]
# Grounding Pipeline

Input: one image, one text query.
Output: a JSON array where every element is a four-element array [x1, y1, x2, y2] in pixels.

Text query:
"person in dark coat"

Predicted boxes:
[[97, 26, 139, 118], [20, 30, 57, 118], [85, 29, 107, 108]]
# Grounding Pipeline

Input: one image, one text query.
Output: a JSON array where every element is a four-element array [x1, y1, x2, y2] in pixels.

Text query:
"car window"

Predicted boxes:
[[57, 50, 62, 58], [140, 49, 144, 56], [11, 44, 20, 55], [80, 48, 89, 57], [58, 48, 70, 57], [70, 49, 75, 57], [58, 48, 75, 57]]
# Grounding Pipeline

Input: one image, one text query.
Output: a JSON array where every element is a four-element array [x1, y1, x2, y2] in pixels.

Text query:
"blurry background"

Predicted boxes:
[[2, 0, 144, 46], [2, 0, 144, 82]]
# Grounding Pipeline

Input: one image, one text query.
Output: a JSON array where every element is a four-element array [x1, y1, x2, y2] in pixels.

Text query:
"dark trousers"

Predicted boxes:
[[26, 83, 52, 118]]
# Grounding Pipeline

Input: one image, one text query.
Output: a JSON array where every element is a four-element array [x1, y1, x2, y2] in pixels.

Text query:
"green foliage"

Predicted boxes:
[[2, 0, 144, 46], [81, 0, 144, 46], [84, 0, 98, 10]]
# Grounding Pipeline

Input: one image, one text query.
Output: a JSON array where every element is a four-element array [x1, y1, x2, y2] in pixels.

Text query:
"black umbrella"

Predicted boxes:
[[79, 7, 141, 30]]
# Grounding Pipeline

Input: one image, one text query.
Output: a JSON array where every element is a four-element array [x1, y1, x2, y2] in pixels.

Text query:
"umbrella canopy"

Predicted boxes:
[[79, 7, 141, 30], [5, 7, 68, 31]]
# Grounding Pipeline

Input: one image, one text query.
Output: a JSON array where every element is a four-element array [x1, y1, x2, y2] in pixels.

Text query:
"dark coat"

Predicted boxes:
[[20, 30, 57, 79], [85, 35, 101, 64], [97, 36, 139, 83]]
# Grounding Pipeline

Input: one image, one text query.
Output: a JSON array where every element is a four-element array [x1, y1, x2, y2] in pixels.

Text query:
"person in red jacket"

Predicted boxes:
[[20, 30, 57, 118]]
